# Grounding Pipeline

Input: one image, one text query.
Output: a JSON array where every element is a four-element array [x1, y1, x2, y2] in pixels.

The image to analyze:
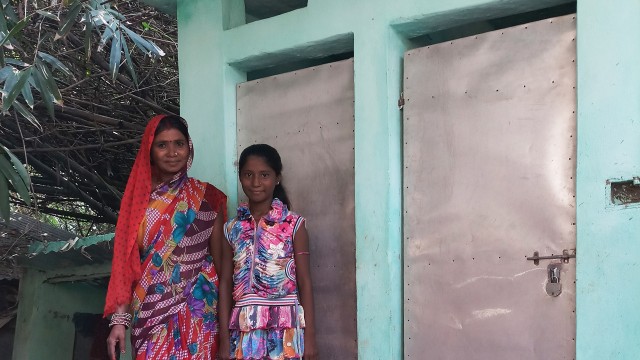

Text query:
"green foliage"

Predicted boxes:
[[0, 0, 166, 123], [0, 144, 31, 221], [0, 0, 166, 222]]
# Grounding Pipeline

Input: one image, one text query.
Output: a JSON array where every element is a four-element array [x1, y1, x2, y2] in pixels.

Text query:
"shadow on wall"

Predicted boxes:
[[244, 0, 308, 23], [409, 2, 576, 47], [0, 280, 18, 357], [73, 313, 111, 360]]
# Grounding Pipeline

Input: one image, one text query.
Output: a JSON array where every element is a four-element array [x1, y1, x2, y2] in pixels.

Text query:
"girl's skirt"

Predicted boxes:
[[229, 300, 305, 360]]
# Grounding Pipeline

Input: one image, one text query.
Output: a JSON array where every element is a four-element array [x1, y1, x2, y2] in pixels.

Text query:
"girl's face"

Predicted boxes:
[[151, 128, 189, 180], [239, 155, 280, 205]]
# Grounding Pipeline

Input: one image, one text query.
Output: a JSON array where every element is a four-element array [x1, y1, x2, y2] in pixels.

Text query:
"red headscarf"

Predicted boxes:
[[104, 114, 171, 316]]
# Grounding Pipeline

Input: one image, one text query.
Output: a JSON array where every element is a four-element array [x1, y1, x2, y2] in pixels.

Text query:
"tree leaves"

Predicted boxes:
[[0, 172, 9, 221], [83, 11, 93, 61], [31, 67, 55, 118], [84, 3, 165, 83], [37, 52, 75, 79], [0, 0, 168, 222], [55, 0, 83, 40], [13, 101, 41, 130], [0, 150, 30, 205], [121, 32, 137, 85], [0, 144, 31, 222], [2, 67, 32, 111], [36, 10, 59, 22], [109, 28, 121, 81], [20, 77, 33, 107], [121, 26, 165, 58], [0, 15, 31, 48], [34, 59, 63, 106]]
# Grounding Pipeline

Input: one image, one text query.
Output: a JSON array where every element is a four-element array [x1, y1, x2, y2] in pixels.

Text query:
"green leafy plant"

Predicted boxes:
[[0, 0, 166, 222], [0, 144, 31, 221]]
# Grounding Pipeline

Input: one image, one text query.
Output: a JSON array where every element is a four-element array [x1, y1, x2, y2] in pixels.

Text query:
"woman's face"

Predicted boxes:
[[151, 128, 189, 180], [239, 155, 279, 205]]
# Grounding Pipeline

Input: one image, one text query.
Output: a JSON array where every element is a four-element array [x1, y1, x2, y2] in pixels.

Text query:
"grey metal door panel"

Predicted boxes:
[[236, 59, 357, 358], [403, 15, 576, 359]]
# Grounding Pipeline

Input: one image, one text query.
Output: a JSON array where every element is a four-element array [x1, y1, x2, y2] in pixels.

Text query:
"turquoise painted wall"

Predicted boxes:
[[172, 0, 640, 358], [12, 263, 120, 360], [576, 1, 640, 359]]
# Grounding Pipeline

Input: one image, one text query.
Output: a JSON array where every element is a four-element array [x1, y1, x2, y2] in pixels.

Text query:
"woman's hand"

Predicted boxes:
[[303, 333, 319, 360], [107, 324, 126, 360], [218, 222, 235, 360], [218, 339, 232, 360]]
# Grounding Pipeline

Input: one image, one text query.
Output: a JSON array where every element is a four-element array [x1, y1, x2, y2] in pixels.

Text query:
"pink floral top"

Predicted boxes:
[[224, 198, 305, 301]]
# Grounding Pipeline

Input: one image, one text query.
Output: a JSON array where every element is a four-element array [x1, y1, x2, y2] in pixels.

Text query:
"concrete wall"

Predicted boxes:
[[576, 1, 640, 359], [173, 0, 640, 358], [12, 263, 116, 360]]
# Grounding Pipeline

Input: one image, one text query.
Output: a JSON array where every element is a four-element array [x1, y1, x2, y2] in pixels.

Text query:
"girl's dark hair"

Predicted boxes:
[[239, 144, 291, 208], [155, 115, 189, 140]]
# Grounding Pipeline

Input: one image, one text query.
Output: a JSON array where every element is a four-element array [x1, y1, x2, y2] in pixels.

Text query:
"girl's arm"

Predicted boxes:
[[107, 303, 130, 360], [294, 221, 318, 360], [217, 223, 235, 360]]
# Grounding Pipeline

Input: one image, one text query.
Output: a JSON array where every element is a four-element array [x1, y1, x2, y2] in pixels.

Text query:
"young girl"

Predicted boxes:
[[219, 144, 318, 360]]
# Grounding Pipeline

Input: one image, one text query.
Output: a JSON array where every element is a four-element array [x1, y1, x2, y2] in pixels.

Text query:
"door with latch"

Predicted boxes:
[[236, 59, 357, 359], [403, 14, 576, 359]]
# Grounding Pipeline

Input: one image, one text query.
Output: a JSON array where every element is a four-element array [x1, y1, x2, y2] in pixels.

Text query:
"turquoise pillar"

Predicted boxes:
[[353, 23, 404, 357], [576, 1, 640, 359]]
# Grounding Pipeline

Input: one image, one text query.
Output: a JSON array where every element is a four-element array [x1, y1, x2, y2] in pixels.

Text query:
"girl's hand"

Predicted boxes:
[[106, 324, 126, 360], [303, 334, 318, 360]]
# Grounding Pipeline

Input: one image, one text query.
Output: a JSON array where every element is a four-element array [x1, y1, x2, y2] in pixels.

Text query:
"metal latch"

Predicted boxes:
[[545, 263, 562, 297], [526, 249, 576, 266]]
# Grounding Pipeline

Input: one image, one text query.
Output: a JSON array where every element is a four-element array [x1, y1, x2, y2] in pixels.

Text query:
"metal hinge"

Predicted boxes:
[[526, 249, 576, 266], [398, 91, 405, 110]]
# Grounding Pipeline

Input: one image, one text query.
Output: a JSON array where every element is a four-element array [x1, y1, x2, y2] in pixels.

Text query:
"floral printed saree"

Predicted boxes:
[[130, 174, 226, 359]]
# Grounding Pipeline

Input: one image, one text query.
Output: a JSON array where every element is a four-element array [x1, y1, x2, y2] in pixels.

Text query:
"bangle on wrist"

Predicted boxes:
[[109, 312, 132, 329]]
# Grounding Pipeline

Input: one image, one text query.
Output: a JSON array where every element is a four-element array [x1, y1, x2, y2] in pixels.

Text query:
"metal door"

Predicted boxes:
[[403, 15, 576, 359], [236, 59, 357, 358]]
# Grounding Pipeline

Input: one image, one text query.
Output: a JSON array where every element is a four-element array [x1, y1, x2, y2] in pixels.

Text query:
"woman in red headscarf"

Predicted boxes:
[[104, 115, 227, 360]]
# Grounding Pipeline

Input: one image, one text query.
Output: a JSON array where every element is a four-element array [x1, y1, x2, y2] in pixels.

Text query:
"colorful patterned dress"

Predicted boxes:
[[104, 115, 227, 360], [224, 198, 306, 359], [131, 175, 227, 359]]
